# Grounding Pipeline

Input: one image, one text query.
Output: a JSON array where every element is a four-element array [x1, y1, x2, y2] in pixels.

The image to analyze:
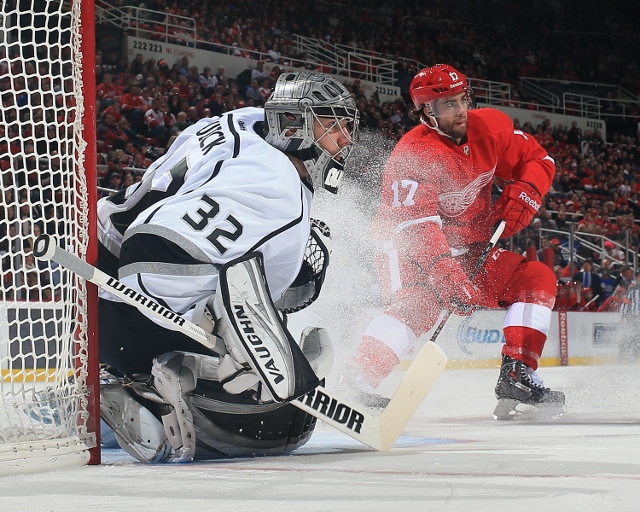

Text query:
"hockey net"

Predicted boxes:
[[0, 0, 99, 474]]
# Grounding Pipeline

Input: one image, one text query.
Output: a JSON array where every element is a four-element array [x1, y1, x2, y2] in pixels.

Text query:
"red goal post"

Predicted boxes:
[[0, 0, 99, 474]]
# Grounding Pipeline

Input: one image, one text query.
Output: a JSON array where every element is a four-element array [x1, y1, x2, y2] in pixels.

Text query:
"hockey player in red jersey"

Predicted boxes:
[[353, 64, 564, 419]]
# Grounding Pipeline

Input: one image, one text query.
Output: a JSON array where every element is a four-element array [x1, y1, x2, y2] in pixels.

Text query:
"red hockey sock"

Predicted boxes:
[[502, 326, 546, 370], [354, 335, 400, 388]]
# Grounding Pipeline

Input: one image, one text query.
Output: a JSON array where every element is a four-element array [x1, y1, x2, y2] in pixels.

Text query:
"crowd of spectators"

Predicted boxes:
[[0, 40, 75, 301], [94, 0, 639, 185], [89, 2, 640, 314], [505, 114, 640, 310], [101, 0, 640, 98], [93, 46, 426, 192], [2, 1, 640, 307]]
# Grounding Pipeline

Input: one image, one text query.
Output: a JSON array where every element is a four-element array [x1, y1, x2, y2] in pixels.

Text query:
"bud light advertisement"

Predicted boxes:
[[456, 316, 505, 355]]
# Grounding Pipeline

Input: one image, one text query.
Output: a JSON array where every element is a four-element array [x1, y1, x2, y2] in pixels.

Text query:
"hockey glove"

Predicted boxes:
[[274, 218, 331, 313], [494, 181, 541, 238], [429, 256, 481, 316]]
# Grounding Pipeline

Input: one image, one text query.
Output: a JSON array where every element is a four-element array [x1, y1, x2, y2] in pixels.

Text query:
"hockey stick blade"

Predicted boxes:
[[294, 340, 446, 451], [375, 341, 447, 450], [35, 234, 428, 450]]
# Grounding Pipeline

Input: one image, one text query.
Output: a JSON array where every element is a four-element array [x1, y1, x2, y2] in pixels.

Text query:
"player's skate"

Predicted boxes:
[[335, 364, 391, 409], [493, 355, 565, 421], [99, 369, 173, 463]]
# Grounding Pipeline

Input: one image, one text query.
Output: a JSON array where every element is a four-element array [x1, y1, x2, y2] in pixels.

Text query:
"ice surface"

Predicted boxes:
[[1, 365, 639, 512], [3, 145, 639, 510]]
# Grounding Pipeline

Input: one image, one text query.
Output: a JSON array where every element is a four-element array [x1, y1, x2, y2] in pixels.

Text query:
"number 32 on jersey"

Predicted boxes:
[[182, 194, 244, 255]]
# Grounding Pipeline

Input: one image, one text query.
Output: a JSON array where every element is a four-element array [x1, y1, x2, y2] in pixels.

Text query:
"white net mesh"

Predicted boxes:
[[0, 0, 96, 472]]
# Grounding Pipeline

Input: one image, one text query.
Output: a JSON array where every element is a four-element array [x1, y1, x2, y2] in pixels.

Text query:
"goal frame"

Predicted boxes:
[[82, 0, 100, 467], [0, 0, 100, 472]]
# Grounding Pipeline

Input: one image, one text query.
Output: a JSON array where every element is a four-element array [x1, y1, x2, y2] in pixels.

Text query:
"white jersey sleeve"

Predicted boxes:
[[97, 108, 313, 321]]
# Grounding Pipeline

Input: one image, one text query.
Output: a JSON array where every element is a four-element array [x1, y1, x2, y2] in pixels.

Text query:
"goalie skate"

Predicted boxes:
[[99, 370, 173, 463], [493, 355, 565, 421]]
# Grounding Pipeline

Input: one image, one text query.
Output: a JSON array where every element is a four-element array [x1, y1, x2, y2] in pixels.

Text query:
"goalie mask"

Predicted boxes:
[[264, 71, 359, 194], [410, 64, 476, 139]]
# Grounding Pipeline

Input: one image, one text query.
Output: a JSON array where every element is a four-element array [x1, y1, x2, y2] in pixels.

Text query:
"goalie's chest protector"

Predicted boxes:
[[119, 108, 313, 300]]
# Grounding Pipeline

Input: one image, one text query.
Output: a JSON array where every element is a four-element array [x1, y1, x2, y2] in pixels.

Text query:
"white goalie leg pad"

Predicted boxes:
[[212, 254, 298, 402], [151, 352, 199, 463], [299, 327, 334, 380], [100, 382, 172, 463]]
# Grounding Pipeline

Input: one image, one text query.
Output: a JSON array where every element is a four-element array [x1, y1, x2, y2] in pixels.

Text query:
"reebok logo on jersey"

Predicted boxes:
[[296, 388, 365, 434], [519, 191, 540, 211]]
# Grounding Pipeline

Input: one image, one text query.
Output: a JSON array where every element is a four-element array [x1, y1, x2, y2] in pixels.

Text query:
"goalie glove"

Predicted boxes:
[[429, 256, 481, 316], [493, 181, 541, 238], [274, 218, 331, 314]]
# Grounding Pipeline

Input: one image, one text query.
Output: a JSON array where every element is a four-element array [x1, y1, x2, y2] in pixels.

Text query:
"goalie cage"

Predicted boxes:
[[0, 0, 99, 475]]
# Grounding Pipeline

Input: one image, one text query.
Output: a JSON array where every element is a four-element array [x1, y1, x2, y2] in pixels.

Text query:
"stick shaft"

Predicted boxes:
[[584, 294, 599, 307], [34, 235, 219, 350]]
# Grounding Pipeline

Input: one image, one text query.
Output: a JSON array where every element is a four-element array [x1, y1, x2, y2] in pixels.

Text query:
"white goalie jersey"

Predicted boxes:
[[97, 107, 313, 321]]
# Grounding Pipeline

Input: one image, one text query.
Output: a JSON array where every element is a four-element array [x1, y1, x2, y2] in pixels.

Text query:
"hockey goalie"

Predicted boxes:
[[95, 71, 359, 462], [351, 64, 565, 420]]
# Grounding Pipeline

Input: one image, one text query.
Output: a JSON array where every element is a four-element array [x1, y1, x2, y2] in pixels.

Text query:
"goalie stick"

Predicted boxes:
[[33, 234, 446, 451]]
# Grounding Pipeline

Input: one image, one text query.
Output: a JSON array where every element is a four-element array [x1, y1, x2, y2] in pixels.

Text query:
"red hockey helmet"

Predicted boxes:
[[410, 64, 469, 110]]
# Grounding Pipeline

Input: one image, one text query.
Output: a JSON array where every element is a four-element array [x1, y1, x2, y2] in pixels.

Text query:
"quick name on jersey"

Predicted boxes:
[[197, 117, 226, 155]]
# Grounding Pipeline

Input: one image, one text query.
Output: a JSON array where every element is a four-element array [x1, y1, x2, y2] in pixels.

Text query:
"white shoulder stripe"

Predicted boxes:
[[394, 215, 442, 234]]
